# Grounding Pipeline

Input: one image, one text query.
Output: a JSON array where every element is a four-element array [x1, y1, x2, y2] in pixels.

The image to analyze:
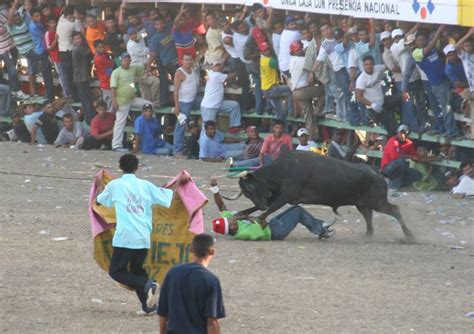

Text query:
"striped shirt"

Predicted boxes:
[[244, 138, 263, 160], [8, 22, 33, 56], [0, 6, 15, 54]]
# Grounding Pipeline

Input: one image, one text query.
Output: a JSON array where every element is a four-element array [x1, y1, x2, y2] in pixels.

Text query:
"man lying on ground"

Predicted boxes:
[[209, 177, 334, 241]]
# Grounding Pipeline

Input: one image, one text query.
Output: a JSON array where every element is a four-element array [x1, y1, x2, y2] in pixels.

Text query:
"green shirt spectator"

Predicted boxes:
[[110, 64, 144, 106]]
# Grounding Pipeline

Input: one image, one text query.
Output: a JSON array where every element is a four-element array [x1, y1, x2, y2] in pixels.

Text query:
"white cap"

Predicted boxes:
[[297, 128, 309, 137], [380, 31, 391, 41], [443, 44, 456, 55], [391, 29, 404, 39]]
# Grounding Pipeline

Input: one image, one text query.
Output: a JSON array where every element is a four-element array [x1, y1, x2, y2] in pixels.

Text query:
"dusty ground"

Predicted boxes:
[[0, 142, 473, 333]]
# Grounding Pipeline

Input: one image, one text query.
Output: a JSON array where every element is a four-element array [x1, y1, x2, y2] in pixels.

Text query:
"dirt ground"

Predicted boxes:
[[0, 142, 473, 333]]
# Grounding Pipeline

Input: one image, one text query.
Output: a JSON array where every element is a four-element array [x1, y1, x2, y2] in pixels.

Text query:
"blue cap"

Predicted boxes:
[[120, 52, 131, 59], [285, 16, 296, 25], [127, 26, 138, 35]]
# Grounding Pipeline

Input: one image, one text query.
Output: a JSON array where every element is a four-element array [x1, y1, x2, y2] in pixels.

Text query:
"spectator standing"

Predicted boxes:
[[28, 7, 53, 99], [0, 82, 11, 115], [72, 31, 94, 124], [172, 53, 203, 155], [278, 16, 301, 78], [172, 4, 196, 65], [83, 101, 115, 150], [85, 14, 106, 55], [355, 18, 383, 65], [271, 20, 284, 58], [127, 27, 161, 107], [289, 41, 323, 139], [157, 234, 225, 334], [148, 17, 178, 107], [93, 40, 114, 110], [110, 53, 151, 152], [356, 55, 398, 135], [44, 17, 68, 98], [444, 44, 469, 108], [204, 12, 225, 66], [230, 20, 252, 112], [259, 120, 293, 166], [56, 5, 76, 98], [0, 0, 29, 99], [200, 62, 242, 134], [411, 25, 460, 139], [104, 15, 126, 67]]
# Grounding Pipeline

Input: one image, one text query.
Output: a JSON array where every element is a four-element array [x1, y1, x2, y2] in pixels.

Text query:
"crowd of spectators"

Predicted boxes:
[[0, 1, 473, 196]]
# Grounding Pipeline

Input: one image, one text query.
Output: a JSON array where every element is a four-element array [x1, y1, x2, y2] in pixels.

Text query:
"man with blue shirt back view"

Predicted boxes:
[[96, 154, 181, 313]]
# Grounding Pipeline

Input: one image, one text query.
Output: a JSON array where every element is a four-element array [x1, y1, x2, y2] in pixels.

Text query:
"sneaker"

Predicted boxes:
[[226, 157, 234, 168], [15, 91, 30, 99], [74, 137, 84, 149], [112, 147, 129, 152], [228, 127, 243, 135], [144, 281, 159, 309], [138, 304, 157, 315]]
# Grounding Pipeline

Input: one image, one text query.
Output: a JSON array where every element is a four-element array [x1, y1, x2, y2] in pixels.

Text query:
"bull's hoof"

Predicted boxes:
[[365, 231, 374, 237], [403, 229, 416, 243]]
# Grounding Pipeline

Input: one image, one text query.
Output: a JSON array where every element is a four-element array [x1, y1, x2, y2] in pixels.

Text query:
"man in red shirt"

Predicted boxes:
[[259, 120, 293, 166], [381, 124, 422, 191], [93, 40, 114, 110], [83, 101, 115, 150]]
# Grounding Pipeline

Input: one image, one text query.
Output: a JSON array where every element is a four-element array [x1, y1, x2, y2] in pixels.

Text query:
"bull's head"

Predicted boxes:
[[236, 171, 273, 211]]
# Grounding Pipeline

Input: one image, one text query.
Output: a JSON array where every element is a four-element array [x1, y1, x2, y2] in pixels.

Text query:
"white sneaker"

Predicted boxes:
[[74, 137, 84, 149], [15, 91, 30, 99]]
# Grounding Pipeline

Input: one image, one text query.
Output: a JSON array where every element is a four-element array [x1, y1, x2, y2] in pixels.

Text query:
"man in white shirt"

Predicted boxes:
[[229, 20, 251, 112], [356, 55, 398, 135], [204, 13, 225, 66], [289, 41, 323, 139], [295, 128, 317, 151], [313, 24, 350, 121], [200, 62, 242, 134], [278, 16, 301, 78], [452, 161, 474, 198], [56, 5, 76, 98], [127, 27, 160, 107]]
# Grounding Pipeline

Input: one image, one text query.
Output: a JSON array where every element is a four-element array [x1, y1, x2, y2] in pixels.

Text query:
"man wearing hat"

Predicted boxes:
[[381, 124, 423, 191], [444, 44, 469, 115], [289, 41, 324, 139], [110, 52, 152, 152], [295, 128, 317, 151], [209, 177, 334, 241]]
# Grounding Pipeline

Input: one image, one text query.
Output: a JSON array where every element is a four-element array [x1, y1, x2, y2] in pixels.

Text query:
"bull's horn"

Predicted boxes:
[[220, 190, 243, 201], [229, 171, 249, 179]]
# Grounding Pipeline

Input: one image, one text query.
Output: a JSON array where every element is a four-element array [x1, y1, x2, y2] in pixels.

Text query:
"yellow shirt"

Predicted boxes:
[[260, 55, 279, 91]]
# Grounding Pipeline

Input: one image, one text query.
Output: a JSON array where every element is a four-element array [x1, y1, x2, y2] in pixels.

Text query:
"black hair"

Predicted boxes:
[[154, 17, 164, 23], [191, 234, 215, 258], [62, 113, 73, 120], [363, 55, 374, 63], [42, 100, 52, 108], [105, 15, 116, 22], [94, 39, 104, 48], [86, 14, 97, 20], [460, 161, 472, 171], [273, 119, 285, 127], [231, 20, 243, 30], [204, 120, 216, 130], [72, 31, 83, 39], [75, 7, 86, 16], [63, 5, 75, 17], [47, 16, 57, 22], [30, 7, 41, 16], [119, 154, 139, 173], [95, 100, 107, 109]]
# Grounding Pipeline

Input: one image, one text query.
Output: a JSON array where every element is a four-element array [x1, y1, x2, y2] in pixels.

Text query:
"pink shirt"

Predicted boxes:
[[260, 133, 293, 159]]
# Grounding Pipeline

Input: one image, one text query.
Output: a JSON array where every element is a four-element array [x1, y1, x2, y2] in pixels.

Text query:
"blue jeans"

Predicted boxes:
[[430, 80, 459, 136], [173, 96, 202, 154], [153, 142, 173, 156], [233, 157, 260, 168], [201, 100, 242, 128], [269, 205, 326, 240], [27, 51, 54, 100], [396, 81, 418, 132], [263, 85, 293, 124], [0, 50, 20, 91], [157, 62, 175, 106], [333, 68, 350, 121], [250, 70, 265, 114], [382, 158, 422, 190], [57, 57, 73, 98], [224, 143, 245, 159], [0, 83, 11, 116], [75, 81, 95, 124]]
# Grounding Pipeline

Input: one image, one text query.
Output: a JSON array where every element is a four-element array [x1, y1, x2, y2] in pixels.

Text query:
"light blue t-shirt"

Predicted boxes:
[[24, 111, 47, 144], [355, 34, 382, 65], [199, 131, 226, 159], [97, 174, 173, 249]]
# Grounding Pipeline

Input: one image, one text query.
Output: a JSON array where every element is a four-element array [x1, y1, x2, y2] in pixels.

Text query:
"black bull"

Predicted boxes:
[[228, 150, 413, 238]]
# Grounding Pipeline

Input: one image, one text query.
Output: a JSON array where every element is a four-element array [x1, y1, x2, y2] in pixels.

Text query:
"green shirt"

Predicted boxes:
[[220, 211, 271, 241], [409, 161, 439, 191], [110, 65, 144, 106]]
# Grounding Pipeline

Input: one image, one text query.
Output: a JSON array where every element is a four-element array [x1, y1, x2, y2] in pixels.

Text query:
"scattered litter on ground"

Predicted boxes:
[[142, 166, 152, 171], [466, 311, 474, 319], [460, 240, 468, 245], [297, 246, 306, 249], [55, 206, 63, 209], [24, 179, 31, 183], [228, 259, 238, 264], [423, 193, 437, 204], [449, 246, 464, 250], [91, 298, 103, 304], [52, 237, 69, 242], [439, 219, 457, 225], [38, 230, 49, 235], [440, 232, 455, 238], [294, 276, 315, 280]]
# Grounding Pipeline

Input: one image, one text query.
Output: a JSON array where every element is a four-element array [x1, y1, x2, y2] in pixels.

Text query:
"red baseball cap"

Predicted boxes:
[[212, 217, 229, 235], [290, 41, 303, 54]]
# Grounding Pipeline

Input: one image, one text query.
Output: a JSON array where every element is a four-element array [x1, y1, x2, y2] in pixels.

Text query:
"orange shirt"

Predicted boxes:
[[86, 21, 106, 54]]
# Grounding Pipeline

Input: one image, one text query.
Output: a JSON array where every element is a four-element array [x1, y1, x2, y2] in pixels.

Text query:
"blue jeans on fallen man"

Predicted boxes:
[[382, 158, 422, 191], [269, 205, 328, 240]]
